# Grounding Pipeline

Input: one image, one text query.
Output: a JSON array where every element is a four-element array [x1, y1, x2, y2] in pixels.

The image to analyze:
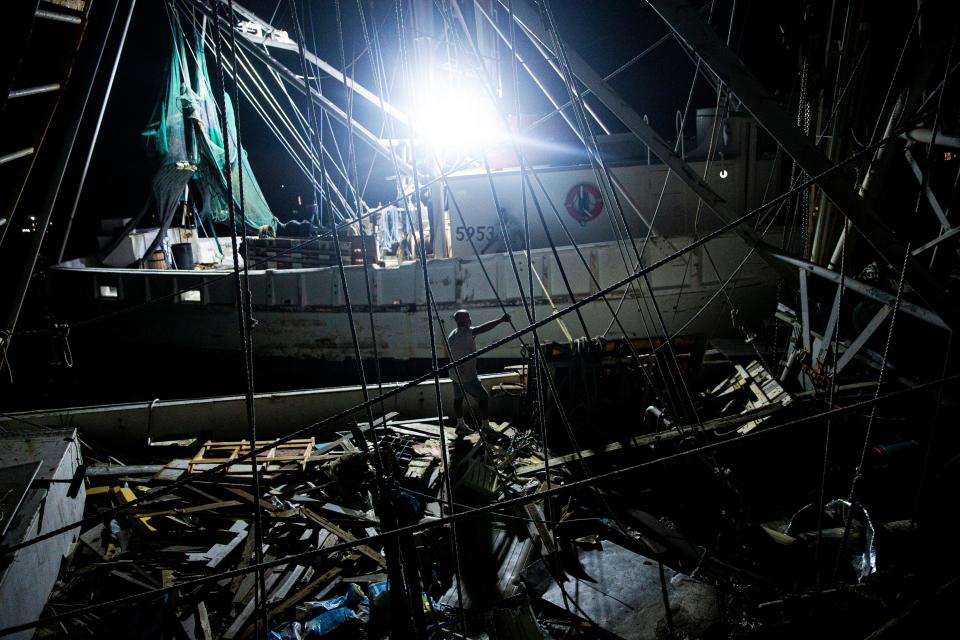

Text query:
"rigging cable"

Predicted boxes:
[[911, 37, 960, 513], [324, 1, 430, 633], [209, 0, 267, 633], [333, 0, 393, 464], [833, 242, 910, 583], [814, 228, 846, 588], [0, 0, 111, 372], [505, 0, 566, 618], [0, 1, 97, 254], [447, 0, 684, 443], [1, 127, 914, 559], [363, 0, 501, 436], [443, 0, 687, 423], [392, 0, 469, 633], [531, 0, 704, 427], [56, 0, 136, 263], [445, 0, 682, 548], [288, 0, 391, 502]]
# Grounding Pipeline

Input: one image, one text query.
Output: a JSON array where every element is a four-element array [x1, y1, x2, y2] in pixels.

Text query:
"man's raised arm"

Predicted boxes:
[[472, 313, 511, 335]]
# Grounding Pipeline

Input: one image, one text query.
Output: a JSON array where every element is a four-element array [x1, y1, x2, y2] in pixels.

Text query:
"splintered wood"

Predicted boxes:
[[708, 359, 792, 433]]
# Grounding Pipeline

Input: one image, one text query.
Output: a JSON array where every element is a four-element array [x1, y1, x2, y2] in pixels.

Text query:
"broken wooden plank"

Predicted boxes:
[[266, 566, 343, 619], [236, 565, 308, 639], [78, 523, 115, 560], [300, 507, 386, 567], [180, 601, 214, 640], [109, 569, 155, 591], [222, 565, 285, 639], [137, 499, 243, 518], [188, 438, 316, 475], [514, 402, 788, 476], [404, 456, 435, 481], [387, 422, 458, 440], [153, 459, 190, 482], [185, 520, 249, 568], [342, 573, 388, 583], [523, 502, 558, 555], [224, 486, 279, 513]]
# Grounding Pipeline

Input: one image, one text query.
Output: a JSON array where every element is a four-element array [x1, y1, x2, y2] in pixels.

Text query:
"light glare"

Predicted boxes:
[[416, 84, 505, 154]]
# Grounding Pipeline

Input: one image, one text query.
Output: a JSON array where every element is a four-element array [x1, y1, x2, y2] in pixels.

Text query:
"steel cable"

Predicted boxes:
[[0, 126, 913, 560]]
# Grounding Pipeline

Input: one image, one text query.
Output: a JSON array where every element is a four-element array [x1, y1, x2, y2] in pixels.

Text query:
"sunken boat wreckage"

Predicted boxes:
[[1, 0, 960, 639]]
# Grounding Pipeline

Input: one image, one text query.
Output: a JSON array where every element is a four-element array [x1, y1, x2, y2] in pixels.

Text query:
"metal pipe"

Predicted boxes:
[[0, 148, 34, 164], [7, 83, 60, 99], [35, 9, 82, 24]]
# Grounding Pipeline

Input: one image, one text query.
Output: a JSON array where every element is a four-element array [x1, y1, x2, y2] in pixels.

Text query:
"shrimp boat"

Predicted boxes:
[[46, 0, 785, 376]]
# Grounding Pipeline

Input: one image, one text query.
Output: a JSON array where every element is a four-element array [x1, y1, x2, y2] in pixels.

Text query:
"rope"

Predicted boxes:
[[210, 1, 267, 632], [393, 0, 468, 632], [335, 0, 393, 471], [833, 242, 911, 582], [814, 232, 845, 587]]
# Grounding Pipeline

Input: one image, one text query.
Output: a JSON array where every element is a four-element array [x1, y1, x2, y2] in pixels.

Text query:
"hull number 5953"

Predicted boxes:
[[455, 225, 496, 242]]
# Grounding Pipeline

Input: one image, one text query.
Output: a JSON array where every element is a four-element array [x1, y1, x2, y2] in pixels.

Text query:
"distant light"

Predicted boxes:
[[98, 285, 119, 299], [719, 169, 729, 179], [179, 290, 201, 303]]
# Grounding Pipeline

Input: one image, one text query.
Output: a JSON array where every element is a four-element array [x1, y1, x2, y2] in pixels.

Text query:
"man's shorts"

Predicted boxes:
[[453, 378, 489, 401]]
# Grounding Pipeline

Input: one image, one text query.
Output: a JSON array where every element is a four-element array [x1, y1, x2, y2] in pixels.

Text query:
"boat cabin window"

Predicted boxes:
[[179, 289, 202, 303], [98, 285, 119, 300]]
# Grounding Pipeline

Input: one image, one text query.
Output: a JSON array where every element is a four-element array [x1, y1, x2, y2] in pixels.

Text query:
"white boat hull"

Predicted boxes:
[[51, 234, 777, 363]]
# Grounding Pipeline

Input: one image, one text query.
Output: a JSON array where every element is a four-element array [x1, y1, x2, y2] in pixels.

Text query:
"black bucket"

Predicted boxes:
[[171, 242, 195, 270]]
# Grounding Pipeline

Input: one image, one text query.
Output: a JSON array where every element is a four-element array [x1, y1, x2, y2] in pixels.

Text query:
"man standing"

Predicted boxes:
[[447, 309, 511, 435]]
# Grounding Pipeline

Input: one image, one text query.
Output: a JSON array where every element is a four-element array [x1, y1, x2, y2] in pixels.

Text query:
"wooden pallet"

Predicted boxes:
[[188, 438, 315, 476]]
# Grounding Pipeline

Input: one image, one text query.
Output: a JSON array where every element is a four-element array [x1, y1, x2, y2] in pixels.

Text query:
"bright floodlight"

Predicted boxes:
[[416, 83, 506, 154]]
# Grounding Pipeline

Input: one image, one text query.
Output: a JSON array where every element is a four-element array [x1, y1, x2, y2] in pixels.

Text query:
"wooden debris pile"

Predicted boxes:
[[34, 414, 550, 639]]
